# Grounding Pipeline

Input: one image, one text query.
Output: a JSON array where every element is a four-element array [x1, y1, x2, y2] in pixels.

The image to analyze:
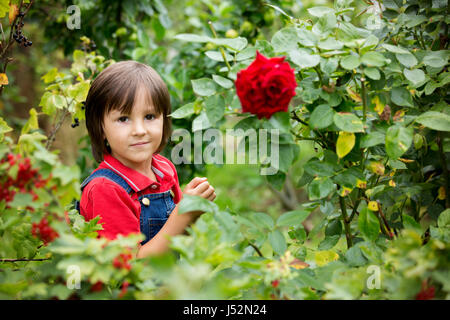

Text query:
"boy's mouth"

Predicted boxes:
[[131, 141, 150, 146]]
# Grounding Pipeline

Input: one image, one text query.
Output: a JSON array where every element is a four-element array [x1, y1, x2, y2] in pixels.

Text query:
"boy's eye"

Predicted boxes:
[[145, 114, 155, 120], [118, 116, 129, 122]]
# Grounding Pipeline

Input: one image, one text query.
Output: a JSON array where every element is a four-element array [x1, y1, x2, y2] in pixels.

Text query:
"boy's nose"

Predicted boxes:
[[132, 120, 146, 135]]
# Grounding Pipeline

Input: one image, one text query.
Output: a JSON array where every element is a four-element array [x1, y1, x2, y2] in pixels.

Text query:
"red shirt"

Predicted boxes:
[[80, 153, 183, 240]]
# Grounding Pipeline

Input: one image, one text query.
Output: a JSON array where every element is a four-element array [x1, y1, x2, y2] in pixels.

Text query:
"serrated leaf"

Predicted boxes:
[[358, 207, 380, 241], [191, 78, 216, 96], [415, 111, 450, 132], [385, 125, 413, 159], [276, 210, 311, 227], [341, 55, 360, 70], [268, 229, 287, 255], [309, 104, 334, 129], [333, 112, 364, 132]]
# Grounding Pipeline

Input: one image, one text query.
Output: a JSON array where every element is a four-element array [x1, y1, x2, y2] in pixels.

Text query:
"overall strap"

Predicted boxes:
[[75, 168, 134, 212]]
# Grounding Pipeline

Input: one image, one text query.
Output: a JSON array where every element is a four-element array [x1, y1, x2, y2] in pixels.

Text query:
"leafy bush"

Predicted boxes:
[[0, 0, 449, 299]]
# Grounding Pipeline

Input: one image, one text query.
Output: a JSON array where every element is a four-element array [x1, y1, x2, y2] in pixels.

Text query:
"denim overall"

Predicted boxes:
[[76, 168, 176, 245]]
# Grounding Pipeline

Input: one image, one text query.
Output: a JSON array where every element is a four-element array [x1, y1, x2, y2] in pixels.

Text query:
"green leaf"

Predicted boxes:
[[437, 209, 450, 228], [266, 111, 291, 134], [289, 49, 320, 69], [309, 104, 335, 129], [178, 194, 218, 215], [364, 67, 380, 80], [416, 111, 450, 131], [308, 177, 335, 200], [174, 33, 210, 43], [340, 55, 360, 70], [192, 111, 211, 132], [296, 28, 318, 47], [268, 229, 287, 255], [307, 6, 335, 17], [170, 102, 195, 119], [333, 112, 364, 132], [312, 13, 337, 35], [403, 68, 425, 87], [304, 159, 336, 177], [318, 235, 340, 250], [358, 207, 380, 242], [325, 219, 342, 236], [391, 87, 413, 107], [0, 0, 9, 19], [250, 212, 275, 230], [385, 125, 413, 159], [271, 27, 300, 53], [382, 44, 410, 54], [360, 131, 385, 148], [318, 38, 343, 50], [204, 94, 225, 125], [361, 52, 387, 67], [212, 74, 234, 89], [402, 214, 422, 233], [205, 50, 233, 62], [0, 116, 13, 142], [423, 50, 449, 68], [191, 78, 216, 96], [395, 53, 418, 68], [276, 210, 311, 227]]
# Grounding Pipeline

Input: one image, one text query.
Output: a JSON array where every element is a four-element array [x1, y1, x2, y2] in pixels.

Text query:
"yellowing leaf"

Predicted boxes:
[[372, 96, 385, 115], [9, 4, 18, 25], [356, 179, 367, 189], [368, 201, 379, 211], [346, 87, 362, 103], [438, 186, 445, 200], [336, 131, 355, 158], [0, 73, 8, 85], [368, 161, 385, 175], [315, 250, 339, 267], [339, 186, 353, 197], [399, 158, 414, 163], [290, 258, 309, 270], [389, 180, 396, 187]]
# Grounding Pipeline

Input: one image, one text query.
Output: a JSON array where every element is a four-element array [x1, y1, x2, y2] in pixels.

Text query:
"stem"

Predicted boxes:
[[437, 131, 450, 208], [339, 196, 353, 248], [313, 66, 323, 86], [248, 240, 264, 258], [45, 109, 70, 150], [0, 258, 50, 262], [208, 21, 232, 72], [361, 76, 367, 122]]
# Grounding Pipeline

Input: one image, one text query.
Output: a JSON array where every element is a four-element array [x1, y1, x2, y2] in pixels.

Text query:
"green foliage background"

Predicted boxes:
[[0, 0, 449, 300]]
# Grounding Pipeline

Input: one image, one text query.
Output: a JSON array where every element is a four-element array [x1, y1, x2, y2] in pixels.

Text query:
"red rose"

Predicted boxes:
[[235, 51, 297, 119]]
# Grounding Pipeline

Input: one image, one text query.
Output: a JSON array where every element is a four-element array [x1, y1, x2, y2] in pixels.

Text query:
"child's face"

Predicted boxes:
[[102, 86, 164, 172]]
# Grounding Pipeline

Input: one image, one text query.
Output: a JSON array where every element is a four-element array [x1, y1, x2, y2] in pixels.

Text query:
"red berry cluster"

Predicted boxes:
[[90, 281, 104, 293], [31, 217, 59, 245], [415, 280, 435, 300], [113, 252, 133, 270], [0, 153, 49, 204], [118, 281, 130, 299]]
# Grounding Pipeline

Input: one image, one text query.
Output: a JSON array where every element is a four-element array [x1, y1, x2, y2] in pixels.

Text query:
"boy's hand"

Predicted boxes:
[[183, 177, 216, 202]]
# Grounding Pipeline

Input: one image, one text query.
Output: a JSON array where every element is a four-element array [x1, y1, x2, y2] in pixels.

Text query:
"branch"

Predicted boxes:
[[437, 131, 450, 208], [0, 257, 51, 262], [45, 108, 71, 150], [339, 196, 353, 248]]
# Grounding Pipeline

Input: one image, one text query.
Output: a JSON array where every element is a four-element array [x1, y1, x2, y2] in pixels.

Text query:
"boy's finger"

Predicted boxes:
[[187, 177, 207, 188], [195, 180, 211, 193]]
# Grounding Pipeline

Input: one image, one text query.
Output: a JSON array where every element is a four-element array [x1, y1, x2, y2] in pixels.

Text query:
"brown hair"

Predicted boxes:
[[85, 61, 172, 163]]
